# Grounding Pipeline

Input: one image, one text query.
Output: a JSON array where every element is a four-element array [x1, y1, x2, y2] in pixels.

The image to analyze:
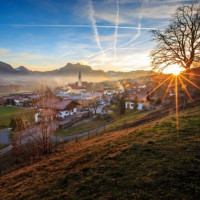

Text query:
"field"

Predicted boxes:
[[57, 109, 155, 137], [1, 105, 200, 199], [0, 106, 33, 128], [0, 93, 8, 97], [57, 117, 107, 136], [0, 91, 31, 97]]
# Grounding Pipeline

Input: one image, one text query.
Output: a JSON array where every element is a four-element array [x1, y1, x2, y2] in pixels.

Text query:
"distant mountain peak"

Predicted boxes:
[[59, 63, 92, 72], [0, 61, 15, 73], [15, 66, 30, 72]]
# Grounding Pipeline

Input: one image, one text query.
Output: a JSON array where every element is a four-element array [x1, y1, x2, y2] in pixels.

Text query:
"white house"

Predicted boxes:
[[125, 102, 144, 110], [104, 90, 117, 95], [35, 97, 79, 122], [125, 92, 147, 110]]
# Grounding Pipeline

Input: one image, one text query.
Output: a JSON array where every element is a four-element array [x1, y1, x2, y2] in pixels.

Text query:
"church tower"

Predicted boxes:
[[78, 70, 82, 87]]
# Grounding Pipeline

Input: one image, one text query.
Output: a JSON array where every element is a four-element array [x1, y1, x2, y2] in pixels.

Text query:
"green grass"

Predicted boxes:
[[56, 109, 152, 137], [1, 105, 200, 200], [0, 93, 8, 97], [56, 118, 108, 136], [105, 110, 152, 132], [0, 91, 31, 97], [0, 106, 33, 128]]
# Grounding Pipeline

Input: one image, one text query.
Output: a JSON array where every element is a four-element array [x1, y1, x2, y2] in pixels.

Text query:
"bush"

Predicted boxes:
[[103, 114, 112, 121], [9, 118, 25, 132]]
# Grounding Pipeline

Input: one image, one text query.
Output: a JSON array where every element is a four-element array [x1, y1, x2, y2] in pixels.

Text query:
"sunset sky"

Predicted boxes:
[[0, 0, 193, 72]]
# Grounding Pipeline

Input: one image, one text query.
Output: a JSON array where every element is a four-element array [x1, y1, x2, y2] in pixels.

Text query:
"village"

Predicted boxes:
[[0, 69, 200, 154], [1, 71, 199, 129]]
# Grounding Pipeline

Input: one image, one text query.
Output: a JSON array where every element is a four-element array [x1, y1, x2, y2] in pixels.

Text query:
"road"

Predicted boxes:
[[0, 103, 110, 155], [0, 122, 110, 155], [0, 128, 10, 144], [0, 144, 13, 155]]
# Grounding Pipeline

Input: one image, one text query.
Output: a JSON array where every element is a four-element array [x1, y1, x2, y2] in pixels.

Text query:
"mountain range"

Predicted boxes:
[[0, 61, 153, 79]]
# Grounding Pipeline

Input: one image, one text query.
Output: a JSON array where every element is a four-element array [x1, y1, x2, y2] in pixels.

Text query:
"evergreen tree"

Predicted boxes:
[[119, 96, 125, 117], [5, 99, 15, 106], [133, 96, 138, 111]]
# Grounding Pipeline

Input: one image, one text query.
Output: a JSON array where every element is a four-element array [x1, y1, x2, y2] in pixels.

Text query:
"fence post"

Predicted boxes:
[[0, 140, 1, 175], [88, 131, 90, 139], [75, 134, 78, 143], [62, 136, 64, 148]]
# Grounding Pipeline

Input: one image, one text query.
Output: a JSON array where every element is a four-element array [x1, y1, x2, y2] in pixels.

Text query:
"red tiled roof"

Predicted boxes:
[[37, 98, 79, 110], [70, 85, 85, 90], [125, 92, 147, 101]]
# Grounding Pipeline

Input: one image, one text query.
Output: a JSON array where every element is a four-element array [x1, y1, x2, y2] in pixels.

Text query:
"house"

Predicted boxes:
[[3, 94, 25, 106], [138, 85, 146, 89], [0, 97, 6, 105], [2, 93, 40, 107], [35, 97, 79, 122], [104, 90, 117, 95], [69, 85, 86, 94], [125, 91, 147, 110]]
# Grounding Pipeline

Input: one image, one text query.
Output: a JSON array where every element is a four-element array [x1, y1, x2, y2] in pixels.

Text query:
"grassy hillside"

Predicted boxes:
[[0, 106, 33, 128], [1, 106, 200, 200], [57, 110, 154, 137]]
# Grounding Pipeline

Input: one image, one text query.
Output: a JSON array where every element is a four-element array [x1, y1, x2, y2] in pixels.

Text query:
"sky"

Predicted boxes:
[[0, 0, 195, 72]]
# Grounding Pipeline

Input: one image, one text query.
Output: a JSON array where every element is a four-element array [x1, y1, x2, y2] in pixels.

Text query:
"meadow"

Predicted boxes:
[[1, 105, 200, 199], [0, 106, 33, 128]]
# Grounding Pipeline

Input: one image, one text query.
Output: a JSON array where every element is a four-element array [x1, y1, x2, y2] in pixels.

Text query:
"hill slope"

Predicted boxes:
[[1, 106, 200, 200]]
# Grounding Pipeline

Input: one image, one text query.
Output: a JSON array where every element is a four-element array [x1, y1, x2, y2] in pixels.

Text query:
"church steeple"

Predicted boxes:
[[78, 70, 82, 87]]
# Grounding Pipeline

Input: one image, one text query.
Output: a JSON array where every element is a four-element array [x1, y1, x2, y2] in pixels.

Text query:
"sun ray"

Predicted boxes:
[[180, 74, 200, 90], [175, 76, 179, 141], [162, 76, 174, 102], [178, 76, 193, 101], [182, 72, 200, 77], [145, 74, 173, 99]]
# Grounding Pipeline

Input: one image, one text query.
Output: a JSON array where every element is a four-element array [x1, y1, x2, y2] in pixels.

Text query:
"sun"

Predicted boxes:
[[163, 64, 185, 76]]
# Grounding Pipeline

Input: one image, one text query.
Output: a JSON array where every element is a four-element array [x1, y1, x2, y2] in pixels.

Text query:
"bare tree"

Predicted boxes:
[[89, 97, 99, 115], [151, 2, 200, 72]]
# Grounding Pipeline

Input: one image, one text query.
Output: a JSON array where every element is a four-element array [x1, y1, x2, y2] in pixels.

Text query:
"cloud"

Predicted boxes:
[[84, 49, 151, 72], [119, 0, 149, 48], [99, 33, 133, 42], [88, 0, 103, 51], [94, 12, 129, 24], [114, 0, 120, 64], [125, 2, 181, 20], [0, 48, 42, 60]]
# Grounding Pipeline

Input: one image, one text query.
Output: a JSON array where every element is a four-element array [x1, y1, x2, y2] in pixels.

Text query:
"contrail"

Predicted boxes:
[[119, 23, 141, 48], [87, 48, 114, 59], [88, 0, 103, 51], [86, 0, 151, 60], [120, 0, 149, 48], [114, 0, 119, 65], [86, 39, 149, 60], [2, 24, 160, 30]]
